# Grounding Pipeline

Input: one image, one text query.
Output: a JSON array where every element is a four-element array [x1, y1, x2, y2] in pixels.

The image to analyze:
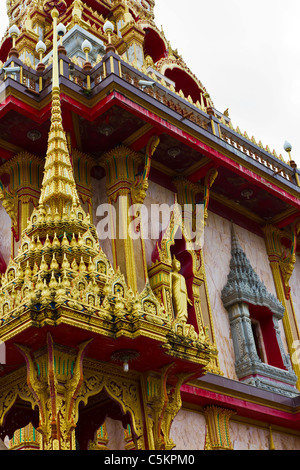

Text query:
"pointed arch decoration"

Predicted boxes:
[[74, 363, 146, 449], [148, 203, 221, 375], [137, 21, 168, 64], [156, 57, 213, 107], [0, 367, 38, 440], [0, 339, 146, 449]]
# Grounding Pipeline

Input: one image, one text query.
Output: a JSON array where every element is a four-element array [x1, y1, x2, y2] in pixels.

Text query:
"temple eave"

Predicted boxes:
[[0, 0, 299, 452]]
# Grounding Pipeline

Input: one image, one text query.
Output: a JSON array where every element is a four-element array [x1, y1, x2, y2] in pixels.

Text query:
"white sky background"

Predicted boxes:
[[154, 0, 300, 165], [0, 0, 299, 165]]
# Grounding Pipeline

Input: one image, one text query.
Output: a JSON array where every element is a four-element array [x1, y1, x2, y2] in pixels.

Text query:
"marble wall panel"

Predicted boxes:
[[271, 429, 300, 450], [143, 180, 176, 267], [202, 212, 237, 379], [230, 420, 300, 450], [91, 176, 114, 266], [170, 409, 206, 450], [172, 411, 300, 450], [290, 254, 300, 327], [102, 413, 300, 450], [105, 418, 127, 450], [0, 202, 11, 267], [203, 211, 285, 379]]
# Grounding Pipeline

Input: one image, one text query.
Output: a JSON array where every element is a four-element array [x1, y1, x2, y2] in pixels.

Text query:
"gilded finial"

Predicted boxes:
[[62, 253, 71, 270]]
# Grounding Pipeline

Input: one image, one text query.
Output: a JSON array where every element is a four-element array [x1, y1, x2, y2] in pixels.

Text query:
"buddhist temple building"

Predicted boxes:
[[0, 0, 300, 451]]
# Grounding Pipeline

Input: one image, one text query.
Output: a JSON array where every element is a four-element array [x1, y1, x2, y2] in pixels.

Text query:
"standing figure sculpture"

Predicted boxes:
[[171, 256, 192, 323]]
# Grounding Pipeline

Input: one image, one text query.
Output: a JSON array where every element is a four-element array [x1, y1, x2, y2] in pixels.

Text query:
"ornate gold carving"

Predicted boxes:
[[138, 281, 169, 324], [278, 222, 300, 299], [264, 223, 300, 300], [0, 182, 18, 235], [9, 423, 40, 450], [13, 334, 91, 450], [264, 224, 300, 389], [203, 168, 218, 222], [0, 366, 36, 430], [204, 406, 235, 450], [76, 363, 145, 449], [280, 251, 296, 299], [143, 365, 190, 450], [89, 423, 109, 450], [131, 135, 160, 206]]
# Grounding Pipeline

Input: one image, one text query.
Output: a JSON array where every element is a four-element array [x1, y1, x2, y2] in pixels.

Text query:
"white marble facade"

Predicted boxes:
[[290, 254, 300, 328], [1, 179, 299, 449], [0, 201, 11, 267], [203, 211, 289, 379], [89, 179, 291, 380]]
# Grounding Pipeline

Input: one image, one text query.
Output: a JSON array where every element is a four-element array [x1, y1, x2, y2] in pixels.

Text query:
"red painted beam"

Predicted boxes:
[[110, 91, 300, 210], [0, 90, 117, 125], [0, 147, 14, 161], [276, 212, 300, 229], [188, 160, 219, 183], [128, 127, 162, 153], [1, 89, 299, 212], [0, 95, 52, 123], [0, 252, 6, 274], [60, 92, 118, 121], [181, 383, 300, 430]]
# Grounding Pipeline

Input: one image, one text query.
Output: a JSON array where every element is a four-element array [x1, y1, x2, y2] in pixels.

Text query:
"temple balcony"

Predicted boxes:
[[0, 51, 298, 190], [0, 48, 299, 237], [0, 210, 218, 382], [0, 294, 216, 379]]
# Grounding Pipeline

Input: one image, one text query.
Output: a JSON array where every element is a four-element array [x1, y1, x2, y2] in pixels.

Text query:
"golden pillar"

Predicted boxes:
[[119, 2, 145, 67], [9, 423, 40, 450], [15, 334, 91, 450], [71, 149, 94, 222], [141, 365, 189, 451], [264, 224, 300, 389], [0, 153, 43, 253], [100, 137, 159, 292], [99, 145, 142, 292]]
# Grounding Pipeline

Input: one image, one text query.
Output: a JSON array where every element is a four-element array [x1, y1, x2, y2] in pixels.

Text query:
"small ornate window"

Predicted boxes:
[[222, 228, 299, 398]]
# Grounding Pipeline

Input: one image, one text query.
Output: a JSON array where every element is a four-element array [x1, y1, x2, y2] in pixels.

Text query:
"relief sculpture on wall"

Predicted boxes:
[[171, 255, 193, 324]]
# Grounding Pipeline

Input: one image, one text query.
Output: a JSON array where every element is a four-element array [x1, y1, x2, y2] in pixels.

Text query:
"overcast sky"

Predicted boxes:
[[154, 0, 300, 165], [0, 0, 299, 165]]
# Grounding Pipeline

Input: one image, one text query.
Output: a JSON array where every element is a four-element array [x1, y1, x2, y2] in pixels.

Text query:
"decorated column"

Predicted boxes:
[[16, 334, 91, 450], [100, 137, 159, 292], [264, 223, 300, 389], [0, 153, 43, 249], [204, 406, 235, 450]]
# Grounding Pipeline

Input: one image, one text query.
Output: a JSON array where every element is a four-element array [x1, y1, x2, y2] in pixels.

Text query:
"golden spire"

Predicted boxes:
[[123, 0, 134, 24], [39, 7, 80, 215], [0, 4, 111, 320], [38, 86, 80, 214]]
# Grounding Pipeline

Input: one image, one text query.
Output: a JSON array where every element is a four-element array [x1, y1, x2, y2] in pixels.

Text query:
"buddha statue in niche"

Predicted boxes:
[[7, 269, 15, 283], [171, 256, 192, 323]]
